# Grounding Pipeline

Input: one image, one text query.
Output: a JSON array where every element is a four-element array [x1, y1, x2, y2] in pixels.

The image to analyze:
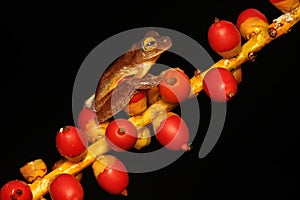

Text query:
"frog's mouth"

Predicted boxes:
[[156, 35, 172, 51]]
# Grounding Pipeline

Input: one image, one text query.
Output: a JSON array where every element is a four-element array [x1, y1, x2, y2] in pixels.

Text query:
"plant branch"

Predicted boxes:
[[28, 6, 299, 199]]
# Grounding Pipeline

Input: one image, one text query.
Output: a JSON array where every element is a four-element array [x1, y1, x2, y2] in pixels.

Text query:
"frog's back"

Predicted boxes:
[[94, 30, 172, 123], [94, 52, 134, 109]]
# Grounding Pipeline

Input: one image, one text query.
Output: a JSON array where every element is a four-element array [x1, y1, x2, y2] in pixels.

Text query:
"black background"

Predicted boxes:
[[1, 0, 299, 199]]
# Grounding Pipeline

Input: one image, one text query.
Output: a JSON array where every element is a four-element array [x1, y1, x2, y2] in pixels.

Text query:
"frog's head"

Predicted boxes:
[[133, 30, 172, 63]]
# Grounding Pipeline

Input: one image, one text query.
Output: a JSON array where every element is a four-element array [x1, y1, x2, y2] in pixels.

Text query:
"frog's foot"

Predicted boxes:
[[84, 93, 96, 111]]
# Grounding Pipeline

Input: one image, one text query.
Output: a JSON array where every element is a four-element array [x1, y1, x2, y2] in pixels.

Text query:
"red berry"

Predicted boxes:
[[269, 0, 300, 12], [154, 112, 190, 151], [129, 90, 146, 104], [124, 90, 148, 116], [203, 67, 238, 102], [158, 68, 191, 103], [56, 125, 88, 162], [0, 180, 32, 200], [208, 18, 242, 58], [117, 78, 148, 116], [49, 173, 84, 200], [237, 8, 269, 40], [77, 107, 96, 130], [93, 155, 129, 196], [105, 118, 138, 151], [237, 8, 268, 28]]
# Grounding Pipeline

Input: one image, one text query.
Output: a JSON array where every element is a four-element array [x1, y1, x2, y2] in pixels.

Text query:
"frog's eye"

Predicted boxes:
[[142, 37, 157, 51]]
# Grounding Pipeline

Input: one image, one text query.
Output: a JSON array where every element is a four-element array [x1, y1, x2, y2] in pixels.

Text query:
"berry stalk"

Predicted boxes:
[[24, 5, 300, 199], [29, 137, 110, 199]]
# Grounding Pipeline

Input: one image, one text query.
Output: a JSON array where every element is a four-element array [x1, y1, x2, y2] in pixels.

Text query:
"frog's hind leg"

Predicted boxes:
[[96, 75, 165, 123], [96, 81, 137, 123], [95, 93, 114, 123], [110, 81, 137, 115]]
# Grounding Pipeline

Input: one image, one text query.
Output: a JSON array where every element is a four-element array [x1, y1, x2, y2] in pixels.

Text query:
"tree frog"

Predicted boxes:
[[89, 30, 172, 123]]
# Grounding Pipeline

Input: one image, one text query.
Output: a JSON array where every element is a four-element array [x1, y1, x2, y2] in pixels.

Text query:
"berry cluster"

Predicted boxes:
[[1, 1, 299, 199]]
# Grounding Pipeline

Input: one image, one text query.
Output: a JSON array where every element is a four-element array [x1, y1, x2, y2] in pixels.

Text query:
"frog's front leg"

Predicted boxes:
[[128, 73, 166, 89]]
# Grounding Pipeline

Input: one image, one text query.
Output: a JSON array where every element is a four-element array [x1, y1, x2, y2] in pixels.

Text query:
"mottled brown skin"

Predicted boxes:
[[95, 30, 172, 123]]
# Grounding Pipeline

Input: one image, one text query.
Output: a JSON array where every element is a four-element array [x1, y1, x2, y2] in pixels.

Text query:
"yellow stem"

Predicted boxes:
[[29, 137, 110, 199], [28, 6, 299, 199]]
